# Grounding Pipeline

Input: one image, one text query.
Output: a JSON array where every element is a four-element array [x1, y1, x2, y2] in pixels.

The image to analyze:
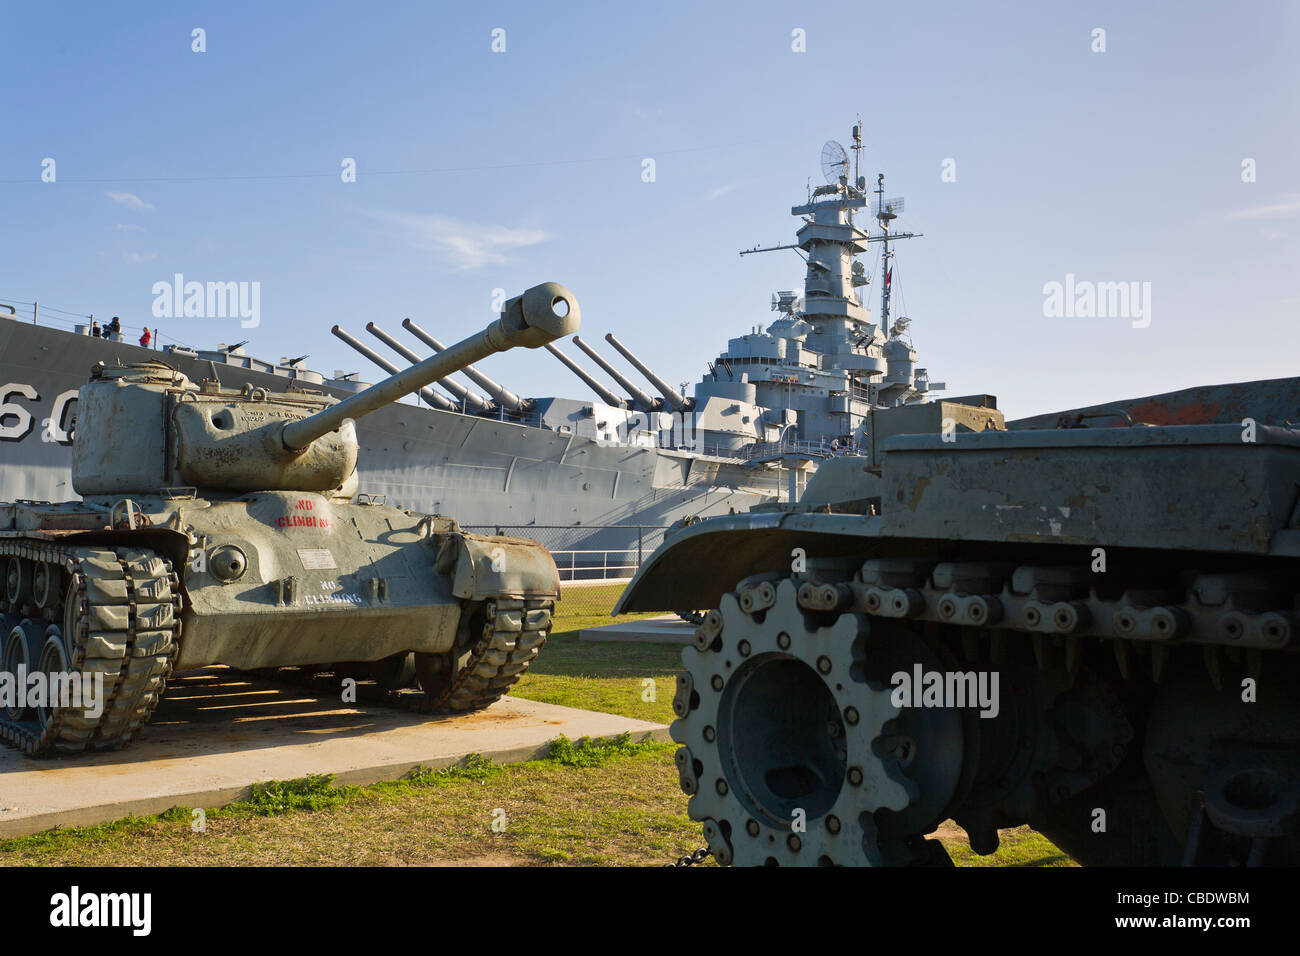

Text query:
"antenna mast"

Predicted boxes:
[[851, 119, 863, 189], [873, 173, 914, 338]]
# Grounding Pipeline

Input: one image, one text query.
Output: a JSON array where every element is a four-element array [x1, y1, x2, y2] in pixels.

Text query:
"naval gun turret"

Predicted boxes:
[[572, 335, 659, 411], [604, 333, 692, 412], [1, 282, 579, 755], [398, 319, 528, 412]]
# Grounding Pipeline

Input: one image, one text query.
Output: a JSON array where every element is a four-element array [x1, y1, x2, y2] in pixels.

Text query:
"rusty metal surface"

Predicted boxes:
[[1010, 376, 1300, 430], [879, 423, 1300, 554]]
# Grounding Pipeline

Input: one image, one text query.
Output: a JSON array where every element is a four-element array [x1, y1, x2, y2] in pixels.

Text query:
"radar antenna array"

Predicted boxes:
[[871, 196, 906, 220], [820, 140, 849, 184]]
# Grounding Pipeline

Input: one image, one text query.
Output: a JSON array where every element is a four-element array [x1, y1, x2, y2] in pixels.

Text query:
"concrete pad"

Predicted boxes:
[[0, 667, 669, 839], [579, 615, 695, 644]]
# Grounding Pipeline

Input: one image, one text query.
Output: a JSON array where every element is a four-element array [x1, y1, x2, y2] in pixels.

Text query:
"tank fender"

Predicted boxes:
[[614, 512, 881, 615], [436, 532, 559, 600]]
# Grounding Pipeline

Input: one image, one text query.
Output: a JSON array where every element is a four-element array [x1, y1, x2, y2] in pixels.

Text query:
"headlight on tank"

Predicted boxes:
[[209, 545, 248, 582]]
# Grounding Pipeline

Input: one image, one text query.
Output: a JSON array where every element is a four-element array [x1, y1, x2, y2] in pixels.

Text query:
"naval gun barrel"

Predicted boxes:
[[330, 326, 457, 413], [284, 282, 580, 451], [544, 343, 627, 408], [401, 318, 526, 412], [365, 322, 491, 413], [571, 335, 658, 411], [603, 332, 690, 411]]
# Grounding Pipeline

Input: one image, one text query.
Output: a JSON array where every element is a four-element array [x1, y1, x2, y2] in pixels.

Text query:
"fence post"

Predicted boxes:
[[637, 527, 643, 568]]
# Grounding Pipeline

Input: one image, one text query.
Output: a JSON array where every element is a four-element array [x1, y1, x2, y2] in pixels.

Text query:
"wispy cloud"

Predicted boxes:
[[365, 209, 552, 270], [706, 183, 739, 201], [115, 223, 145, 232], [121, 249, 158, 265], [1224, 193, 1300, 222], [106, 190, 153, 211]]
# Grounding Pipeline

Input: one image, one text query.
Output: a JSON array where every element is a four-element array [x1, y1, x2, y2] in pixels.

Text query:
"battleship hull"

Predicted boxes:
[[0, 320, 776, 552]]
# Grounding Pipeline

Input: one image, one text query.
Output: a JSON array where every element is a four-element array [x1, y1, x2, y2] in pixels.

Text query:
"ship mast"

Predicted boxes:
[[872, 172, 918, 338]]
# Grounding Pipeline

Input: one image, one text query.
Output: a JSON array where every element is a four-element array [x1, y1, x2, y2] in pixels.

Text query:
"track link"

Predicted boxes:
[[420, 597, 553, 711], [1, 541, 180, 756]]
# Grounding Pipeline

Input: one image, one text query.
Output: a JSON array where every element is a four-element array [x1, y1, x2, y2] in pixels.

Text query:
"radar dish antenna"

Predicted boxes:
[[820, 140, 849, 184]]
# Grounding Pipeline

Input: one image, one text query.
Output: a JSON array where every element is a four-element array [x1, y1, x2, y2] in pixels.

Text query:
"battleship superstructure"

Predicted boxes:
[[0, 129, 949, 557], [720, 127, 943, 459]]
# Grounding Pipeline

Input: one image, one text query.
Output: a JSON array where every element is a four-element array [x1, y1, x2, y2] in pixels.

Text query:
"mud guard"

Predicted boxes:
[[441, 532, 560, 601], [614, 512, 881, 614]]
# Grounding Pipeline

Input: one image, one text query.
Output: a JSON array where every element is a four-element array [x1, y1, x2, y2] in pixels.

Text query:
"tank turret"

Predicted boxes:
[[71, 283, 579, 497]]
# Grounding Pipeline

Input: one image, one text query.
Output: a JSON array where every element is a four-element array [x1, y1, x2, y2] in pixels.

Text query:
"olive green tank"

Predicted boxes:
[[1, 283, 580, 755]]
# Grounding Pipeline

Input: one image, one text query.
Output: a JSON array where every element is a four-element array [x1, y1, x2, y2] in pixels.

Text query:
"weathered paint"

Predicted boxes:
[[1009, 376, 1300, 430], [618, 419, 1300, 614]]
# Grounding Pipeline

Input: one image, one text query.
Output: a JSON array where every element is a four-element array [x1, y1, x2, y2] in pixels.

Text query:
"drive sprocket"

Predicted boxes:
[[670, 578, 916, 865]]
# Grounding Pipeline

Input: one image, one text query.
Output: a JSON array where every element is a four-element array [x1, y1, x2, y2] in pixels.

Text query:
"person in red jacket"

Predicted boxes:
[[139, 326, 152, 348]]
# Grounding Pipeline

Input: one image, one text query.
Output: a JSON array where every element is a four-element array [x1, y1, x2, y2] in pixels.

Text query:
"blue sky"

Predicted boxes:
[[3, 0, 1297, 418]]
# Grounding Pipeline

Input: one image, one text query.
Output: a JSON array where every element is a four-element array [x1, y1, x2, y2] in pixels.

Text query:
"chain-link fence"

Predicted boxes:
[[462, 525, 670, 621]]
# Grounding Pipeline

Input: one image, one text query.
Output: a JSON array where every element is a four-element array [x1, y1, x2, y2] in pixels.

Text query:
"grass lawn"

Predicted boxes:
[[0, 738, 1072, 867]]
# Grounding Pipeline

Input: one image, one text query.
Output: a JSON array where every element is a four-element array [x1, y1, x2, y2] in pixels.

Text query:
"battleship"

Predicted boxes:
[[0, 128, 952, 562]]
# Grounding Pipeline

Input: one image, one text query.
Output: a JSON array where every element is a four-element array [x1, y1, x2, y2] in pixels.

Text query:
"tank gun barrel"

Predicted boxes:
[[365, 322, 491, 413], [284, 283, 580, 451], [401, 319, 526, 412], [330, 326, 457, 412], [603, 332, 690, 411], [543, 343, 627, 408], [572, 335, 658, 412]]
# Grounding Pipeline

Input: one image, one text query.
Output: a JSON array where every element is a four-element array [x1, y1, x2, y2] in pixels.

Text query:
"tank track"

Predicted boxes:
[[674, 556, 1300, 866], [418, 597, 553, 711], [1, 541, 180, 756], [248, 596, 553, 714]]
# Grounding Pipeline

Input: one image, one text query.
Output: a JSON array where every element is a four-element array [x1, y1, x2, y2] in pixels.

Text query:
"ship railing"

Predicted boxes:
[[549, 550, 639, 583], [0, 299, 196, 351], [740, 438, 861, 460]]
